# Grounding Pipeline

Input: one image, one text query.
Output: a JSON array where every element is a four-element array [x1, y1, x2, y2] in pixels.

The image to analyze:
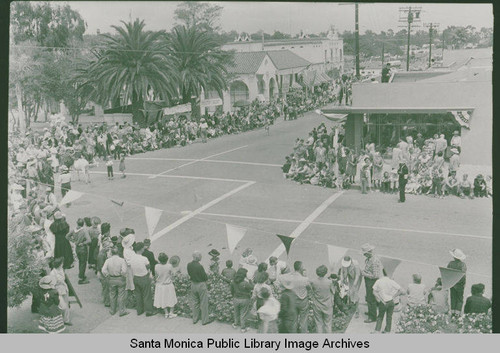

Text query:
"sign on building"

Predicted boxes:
[[201, 98, 223, 109]]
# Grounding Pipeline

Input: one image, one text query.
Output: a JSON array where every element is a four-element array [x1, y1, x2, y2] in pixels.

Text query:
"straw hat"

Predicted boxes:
[[341, 256, 352, 268], [121, 234, 136, 249], [449, 248, 466, 261], [361, 243, 375, 254], [53, 211, 63, 220], [39, 275, 56, 290]]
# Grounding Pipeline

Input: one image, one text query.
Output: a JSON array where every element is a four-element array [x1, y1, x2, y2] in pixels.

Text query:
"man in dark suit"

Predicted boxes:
[[464, 283, 491, 314], [381, 63, 391, 83], [397, 162, 409, 203], [142, 239, 157, 276]]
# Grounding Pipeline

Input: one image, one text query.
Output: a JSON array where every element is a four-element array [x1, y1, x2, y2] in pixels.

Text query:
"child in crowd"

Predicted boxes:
[[458, 174, 473, 199], [473, 175, 487, 197], [429, 167, 444, 198], [427, 278, 449, 314], [389, 168, 399, 194], [119, 154, 126, 178], [222, 260, 236, 282], [406, 274, 427, 307], [405, 171, 421, 194], [381, 171, 391, 193], [105, 156, 114, 180]]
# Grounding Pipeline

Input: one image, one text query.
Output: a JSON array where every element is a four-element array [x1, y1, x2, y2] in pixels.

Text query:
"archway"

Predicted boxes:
[[269, 77, 277, 101], [230, 80, 250, 107]]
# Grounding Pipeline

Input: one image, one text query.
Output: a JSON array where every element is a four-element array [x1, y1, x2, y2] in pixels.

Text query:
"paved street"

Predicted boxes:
[[8, 111, 492, 333]]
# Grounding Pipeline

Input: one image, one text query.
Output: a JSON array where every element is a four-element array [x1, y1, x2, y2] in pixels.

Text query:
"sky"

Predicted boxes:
[[57, 2, 493, 36]]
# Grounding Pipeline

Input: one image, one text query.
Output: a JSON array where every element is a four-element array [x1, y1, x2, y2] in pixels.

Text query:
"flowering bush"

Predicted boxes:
[[396, 304, 492, 334], [456, 312, 492, 333]]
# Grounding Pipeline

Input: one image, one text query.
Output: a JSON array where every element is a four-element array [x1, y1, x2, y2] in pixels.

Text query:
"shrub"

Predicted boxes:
[[8, 215, 47, 308], [396, 304, 492, 334]]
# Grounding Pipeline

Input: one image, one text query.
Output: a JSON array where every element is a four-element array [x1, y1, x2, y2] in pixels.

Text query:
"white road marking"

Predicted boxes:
[[199, 212, 490, 240], [267, 191, 345, 259], [89, 171, 252, 183], [129, 157, 281, 167], [150, 181, 256, 242], [148, 145, 248, 179]]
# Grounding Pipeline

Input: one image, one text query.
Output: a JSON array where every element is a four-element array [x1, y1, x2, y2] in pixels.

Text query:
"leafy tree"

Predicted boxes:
[[80, 19, 178, 125], [10, 1, 86, 47], [165, 25, 234, 117], [270, 30, 291, 40], [174, 1, 223, 32]]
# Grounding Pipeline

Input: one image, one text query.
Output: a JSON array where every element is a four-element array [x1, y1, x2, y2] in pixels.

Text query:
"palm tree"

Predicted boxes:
[[165, 25, 233, 116], [81, 19, 178, 125]]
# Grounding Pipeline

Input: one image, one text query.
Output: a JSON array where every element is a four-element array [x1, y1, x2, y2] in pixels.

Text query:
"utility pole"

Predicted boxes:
[[424, 23, 439, 68], [355, 3, 360, 79], [339, 3, 360, 79], [381, 41, 385, 65], [398, 6, 422, 71]]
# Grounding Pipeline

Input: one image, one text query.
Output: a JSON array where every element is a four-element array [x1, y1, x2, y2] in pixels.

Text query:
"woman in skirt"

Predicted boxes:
[[154, 253, 178, 318], [38, 275, 66, 334]]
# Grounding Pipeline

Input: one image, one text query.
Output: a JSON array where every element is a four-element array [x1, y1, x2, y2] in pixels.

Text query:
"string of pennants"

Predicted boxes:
[[37, 178, 466, 289]]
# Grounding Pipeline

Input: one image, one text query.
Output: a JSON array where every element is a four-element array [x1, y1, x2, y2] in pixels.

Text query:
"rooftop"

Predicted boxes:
[[227, 50, 311, 74]]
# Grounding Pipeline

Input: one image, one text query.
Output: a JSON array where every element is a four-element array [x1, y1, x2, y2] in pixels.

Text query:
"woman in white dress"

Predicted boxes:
[[154, 253, 178, 318]]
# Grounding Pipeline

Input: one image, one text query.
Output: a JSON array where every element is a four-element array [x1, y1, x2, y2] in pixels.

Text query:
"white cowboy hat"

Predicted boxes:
[[449, 248, 466, 261], [341, 256, 352, 268], [361, 243, 375, 254]]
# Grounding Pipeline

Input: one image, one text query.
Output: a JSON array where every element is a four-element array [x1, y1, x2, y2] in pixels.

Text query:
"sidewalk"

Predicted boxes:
[[344, 303, 402, 334]]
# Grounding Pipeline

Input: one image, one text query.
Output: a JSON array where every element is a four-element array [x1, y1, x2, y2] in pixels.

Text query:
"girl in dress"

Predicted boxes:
[[154, 253, 178, 318], [38, 275, 66, 334], [49, 257, 71, 326]]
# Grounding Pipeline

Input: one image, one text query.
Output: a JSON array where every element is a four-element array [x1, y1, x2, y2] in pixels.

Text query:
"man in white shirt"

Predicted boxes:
[[102, 247, 129, 317], [372, 273, 405, 333], [450, 130, 461, 152], [130, 242, 155, 316]]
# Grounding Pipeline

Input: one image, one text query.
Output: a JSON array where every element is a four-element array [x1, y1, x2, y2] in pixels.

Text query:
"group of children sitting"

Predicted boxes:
[[282, 124, 493, 199]]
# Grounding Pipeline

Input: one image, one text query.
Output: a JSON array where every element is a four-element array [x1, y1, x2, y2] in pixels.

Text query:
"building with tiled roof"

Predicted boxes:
[[203, 50, 312, 113]]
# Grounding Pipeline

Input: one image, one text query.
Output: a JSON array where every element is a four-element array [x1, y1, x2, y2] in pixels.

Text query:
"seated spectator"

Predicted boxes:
[[427, 278, 449, 314], [444, 173, 459, 196], [458, 174, 473, 199], [464, 283, 491, 314], [406, 274, 427, 306], [473, 175, 487, 197]]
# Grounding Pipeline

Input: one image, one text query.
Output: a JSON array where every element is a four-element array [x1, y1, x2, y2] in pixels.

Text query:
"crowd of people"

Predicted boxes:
[[26, 207, 490, 335], [283, 124, 493, 201]]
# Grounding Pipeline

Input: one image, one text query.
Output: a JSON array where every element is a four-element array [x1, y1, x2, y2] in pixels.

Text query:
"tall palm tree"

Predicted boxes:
[[81, 19, 178, 124], [165, 25, 233, 116]]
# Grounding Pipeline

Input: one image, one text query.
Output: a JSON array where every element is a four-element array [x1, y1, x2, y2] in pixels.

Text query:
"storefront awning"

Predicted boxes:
[[320, 106, 475, 114]]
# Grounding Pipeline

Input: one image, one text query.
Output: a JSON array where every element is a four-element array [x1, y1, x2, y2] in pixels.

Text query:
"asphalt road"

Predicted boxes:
[[8, 111, 492, 333]]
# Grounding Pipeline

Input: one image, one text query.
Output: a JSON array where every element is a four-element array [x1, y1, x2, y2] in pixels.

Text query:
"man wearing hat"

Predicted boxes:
[[278, 274, 299, 333], [130, 242, 155, 316], [361, 243, 383, 323], [142, 239, 157, 277], [187, 251, 213, 325], [397, 161, 409, 203], [339, 256, 362, 318], [447, 249, 467, 316]]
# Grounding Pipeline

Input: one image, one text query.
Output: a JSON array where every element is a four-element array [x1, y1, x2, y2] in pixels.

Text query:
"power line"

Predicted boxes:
[[424, 22, 440, 68], [398, 6, 422, 71]]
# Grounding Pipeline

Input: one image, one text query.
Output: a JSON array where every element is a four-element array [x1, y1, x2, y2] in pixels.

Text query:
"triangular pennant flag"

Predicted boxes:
[[327, 244, 348, 267], [145, 206, 163, 237], [59, 190, 83, 206], [380, 256, 402, 278], [439, 267, 465, 290], [226, 224, 247, 254], [276, 234, 294, 256]]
